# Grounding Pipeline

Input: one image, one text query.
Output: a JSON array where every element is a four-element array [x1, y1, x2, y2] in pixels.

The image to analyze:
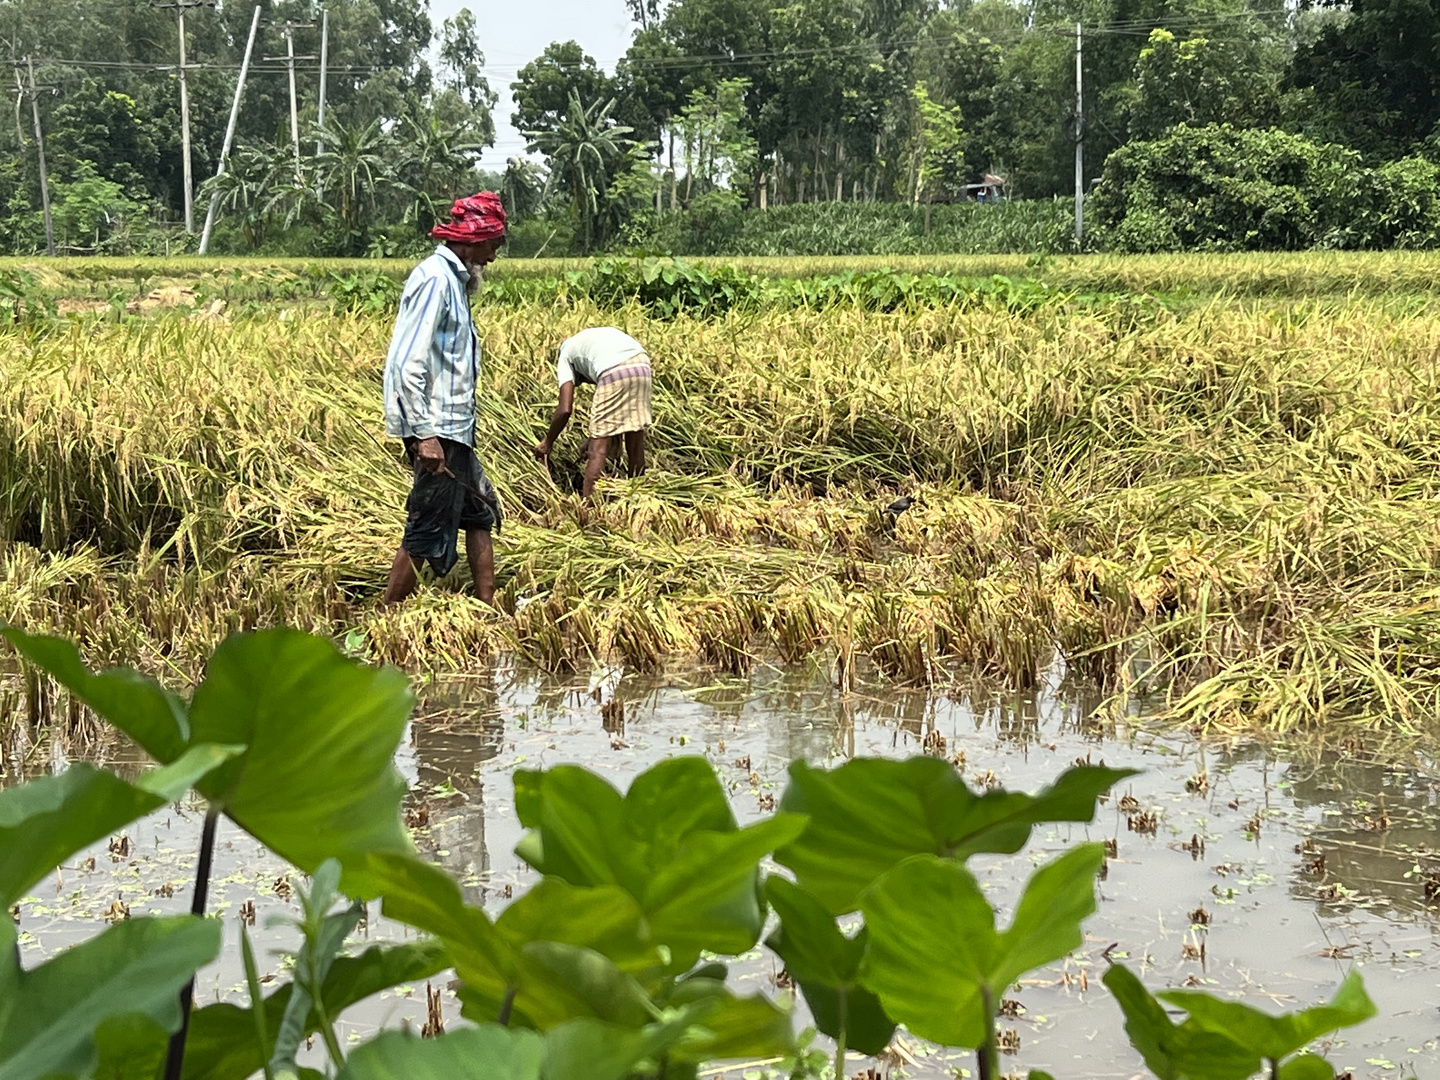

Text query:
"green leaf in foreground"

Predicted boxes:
[[186, 630, 415, 897], [1102, 964, 1261, 1080], [370, 853, 662, 1030], [514, 757, 807, 969], [1, 628, 190, 763], [776, 757, 1136, 913], [763, 878, 894, 1055], [0, 916, 221, 1080], [1161, 971, 1377, 1064], [860, 844, 1105, 1049], [335, 1019, 694, 1080], [336, 1027, 544, 1080], [0, 744, 243, 908], [182, 940, 448, 1080], [4, 627, 416, 898], [0, 765, 164, 909]]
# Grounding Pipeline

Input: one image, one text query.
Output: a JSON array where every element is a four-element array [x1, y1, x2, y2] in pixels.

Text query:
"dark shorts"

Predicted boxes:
[[401, 437, 503, 577]]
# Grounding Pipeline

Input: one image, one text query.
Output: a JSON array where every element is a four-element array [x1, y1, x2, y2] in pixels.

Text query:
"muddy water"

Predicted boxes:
[[9, 663, 1440, 1079]]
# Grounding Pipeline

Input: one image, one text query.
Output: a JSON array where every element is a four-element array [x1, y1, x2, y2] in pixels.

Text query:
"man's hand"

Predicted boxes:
[[532, 440, 551, 461], [416, 436, 447, 473]]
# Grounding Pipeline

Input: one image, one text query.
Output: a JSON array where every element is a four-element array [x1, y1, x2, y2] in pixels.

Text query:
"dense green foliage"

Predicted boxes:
[[0, 626, 1382, 1079], [7, 0, 1440, 255], [1090, 125, 1440, 252]]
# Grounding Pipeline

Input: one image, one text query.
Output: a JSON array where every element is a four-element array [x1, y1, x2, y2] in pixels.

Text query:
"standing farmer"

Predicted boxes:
[[532, 326, 653, 498], [382, 193, 507, 607]]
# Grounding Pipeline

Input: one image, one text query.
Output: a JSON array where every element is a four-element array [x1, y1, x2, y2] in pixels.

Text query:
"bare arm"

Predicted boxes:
[[533, 381, 576, 459]]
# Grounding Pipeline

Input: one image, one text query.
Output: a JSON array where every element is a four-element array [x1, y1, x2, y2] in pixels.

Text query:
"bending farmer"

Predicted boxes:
[[532, 326, 653, 497], [382, 192, 507, 607]]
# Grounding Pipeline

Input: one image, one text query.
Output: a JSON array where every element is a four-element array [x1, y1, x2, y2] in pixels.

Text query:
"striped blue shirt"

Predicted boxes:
[[383, 245, 480, 445]]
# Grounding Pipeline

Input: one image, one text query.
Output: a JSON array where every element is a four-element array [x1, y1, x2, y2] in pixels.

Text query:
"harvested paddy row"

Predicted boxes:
[[6, 287, 1440, 730]]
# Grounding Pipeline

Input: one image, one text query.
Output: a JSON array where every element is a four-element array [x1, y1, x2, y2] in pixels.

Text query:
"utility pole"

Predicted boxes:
[[154, 1, 216, 235], [265, 22, 315, 185], [198, 3, 261, 255], [11, 59, 57, 256], [1074, 21, 1084, 246], [316, 8, 328, 158]]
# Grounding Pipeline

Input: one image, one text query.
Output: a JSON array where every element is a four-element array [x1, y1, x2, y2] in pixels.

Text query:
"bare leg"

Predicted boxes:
[[582, 435, 612, 498], [623, 430, 646, 479], [465, 529, 495, 606], [382, 547, 419, 607]]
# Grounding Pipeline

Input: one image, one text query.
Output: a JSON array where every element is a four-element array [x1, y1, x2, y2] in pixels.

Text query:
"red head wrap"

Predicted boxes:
[[431, 192, 507, 244]]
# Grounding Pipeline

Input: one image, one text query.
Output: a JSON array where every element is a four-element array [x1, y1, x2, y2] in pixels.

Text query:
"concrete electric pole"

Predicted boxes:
[[7, 59, 58, 255], [154, 0, 216, 235], [266, 22, 316, 185], [198, 4, 261, 255], [1074, 21, 1085, 246]]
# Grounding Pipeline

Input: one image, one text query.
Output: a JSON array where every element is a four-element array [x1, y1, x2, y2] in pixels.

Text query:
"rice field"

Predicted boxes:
[[7, 254, 1440, 733]]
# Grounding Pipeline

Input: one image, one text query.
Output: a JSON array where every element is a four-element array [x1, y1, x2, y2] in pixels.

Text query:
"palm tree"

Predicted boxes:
[[312, 118, 397, 240], [527, 93, 635, 252], [199, 142, 297, 249]]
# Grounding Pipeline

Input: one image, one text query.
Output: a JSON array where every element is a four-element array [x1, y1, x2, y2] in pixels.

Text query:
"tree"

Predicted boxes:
[[438, 7, 498, 140], [1289, 0, 1440, 159], [511, 42, 615, 141], [313, 118, 396, 243], [395, 113, 488, 226], [674, 79, 759, 203], [1125, 28, 1282, 139], [527, 92, 636, 251], [909, 83, 967, 228]]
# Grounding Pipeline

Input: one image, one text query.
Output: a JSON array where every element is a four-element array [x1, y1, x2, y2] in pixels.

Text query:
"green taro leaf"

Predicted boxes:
[[0, 765, 164, 908], [337, 1018, 698, 1080], [6, 628, 416, 899], [1278, 1055, 1340, 1080], [186, 630, 414, 897], [5, 630, 420, 898], [1161, 971, 1377, 1063], [777, 758, 1136, 913], [370, 853, 662, 1030], [763, 878, 894, 1055], [1102, 964, 1261, 1080], [0, 915, 221, 1080], [660, 978, 797, 1065], [335, 1026, 544, 1080], [2, 629, 190, 762], [859, 845, 1105, 1049], [514, 758, 807, 969], [89, 1015, 170, 1080], [0, 746, 242, 909], [182, 940, 448, 1080]]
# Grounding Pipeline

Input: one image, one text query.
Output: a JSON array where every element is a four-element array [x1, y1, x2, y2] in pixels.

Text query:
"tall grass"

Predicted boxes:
[[6, 275, 1440, 731]]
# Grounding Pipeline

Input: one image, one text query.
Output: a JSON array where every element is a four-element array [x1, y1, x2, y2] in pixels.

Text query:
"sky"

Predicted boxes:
[[429, 0, 637, 170]]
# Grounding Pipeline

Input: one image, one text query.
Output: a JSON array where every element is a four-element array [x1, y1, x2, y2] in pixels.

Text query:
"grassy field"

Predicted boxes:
[[6, 253, 1440, 733], [12, 251, 1440, 308]]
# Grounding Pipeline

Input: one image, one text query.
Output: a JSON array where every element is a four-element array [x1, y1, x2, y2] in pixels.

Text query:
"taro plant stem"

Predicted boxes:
[[978, 985, 999, 1080], [833, 991, 848, 1080], [241, 924, 276, 1080], [497, 985, 517, 1026], [164, 805, 221, 1080]]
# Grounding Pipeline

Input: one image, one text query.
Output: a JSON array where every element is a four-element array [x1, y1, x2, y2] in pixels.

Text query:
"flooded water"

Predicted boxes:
[[9, 662, 1440, 1079]]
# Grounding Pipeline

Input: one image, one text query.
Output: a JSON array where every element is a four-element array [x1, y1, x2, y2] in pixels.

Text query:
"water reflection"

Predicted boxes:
[[9, 656, 1440, 1077]]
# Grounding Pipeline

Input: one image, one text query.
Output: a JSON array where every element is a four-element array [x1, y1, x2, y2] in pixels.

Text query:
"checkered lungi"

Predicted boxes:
[[590, 359, 653, 437]]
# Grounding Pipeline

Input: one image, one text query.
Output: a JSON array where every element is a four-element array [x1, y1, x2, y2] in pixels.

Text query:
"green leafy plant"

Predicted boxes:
[[1104, 964, 1378, 1080]]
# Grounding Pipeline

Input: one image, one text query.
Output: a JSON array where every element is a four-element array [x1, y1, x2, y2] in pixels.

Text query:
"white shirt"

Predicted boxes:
[[556, 327, 647, 387]]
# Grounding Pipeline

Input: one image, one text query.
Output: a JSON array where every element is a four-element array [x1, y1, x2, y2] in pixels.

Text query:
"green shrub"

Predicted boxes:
[[1090, 125, 1361, 252]]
